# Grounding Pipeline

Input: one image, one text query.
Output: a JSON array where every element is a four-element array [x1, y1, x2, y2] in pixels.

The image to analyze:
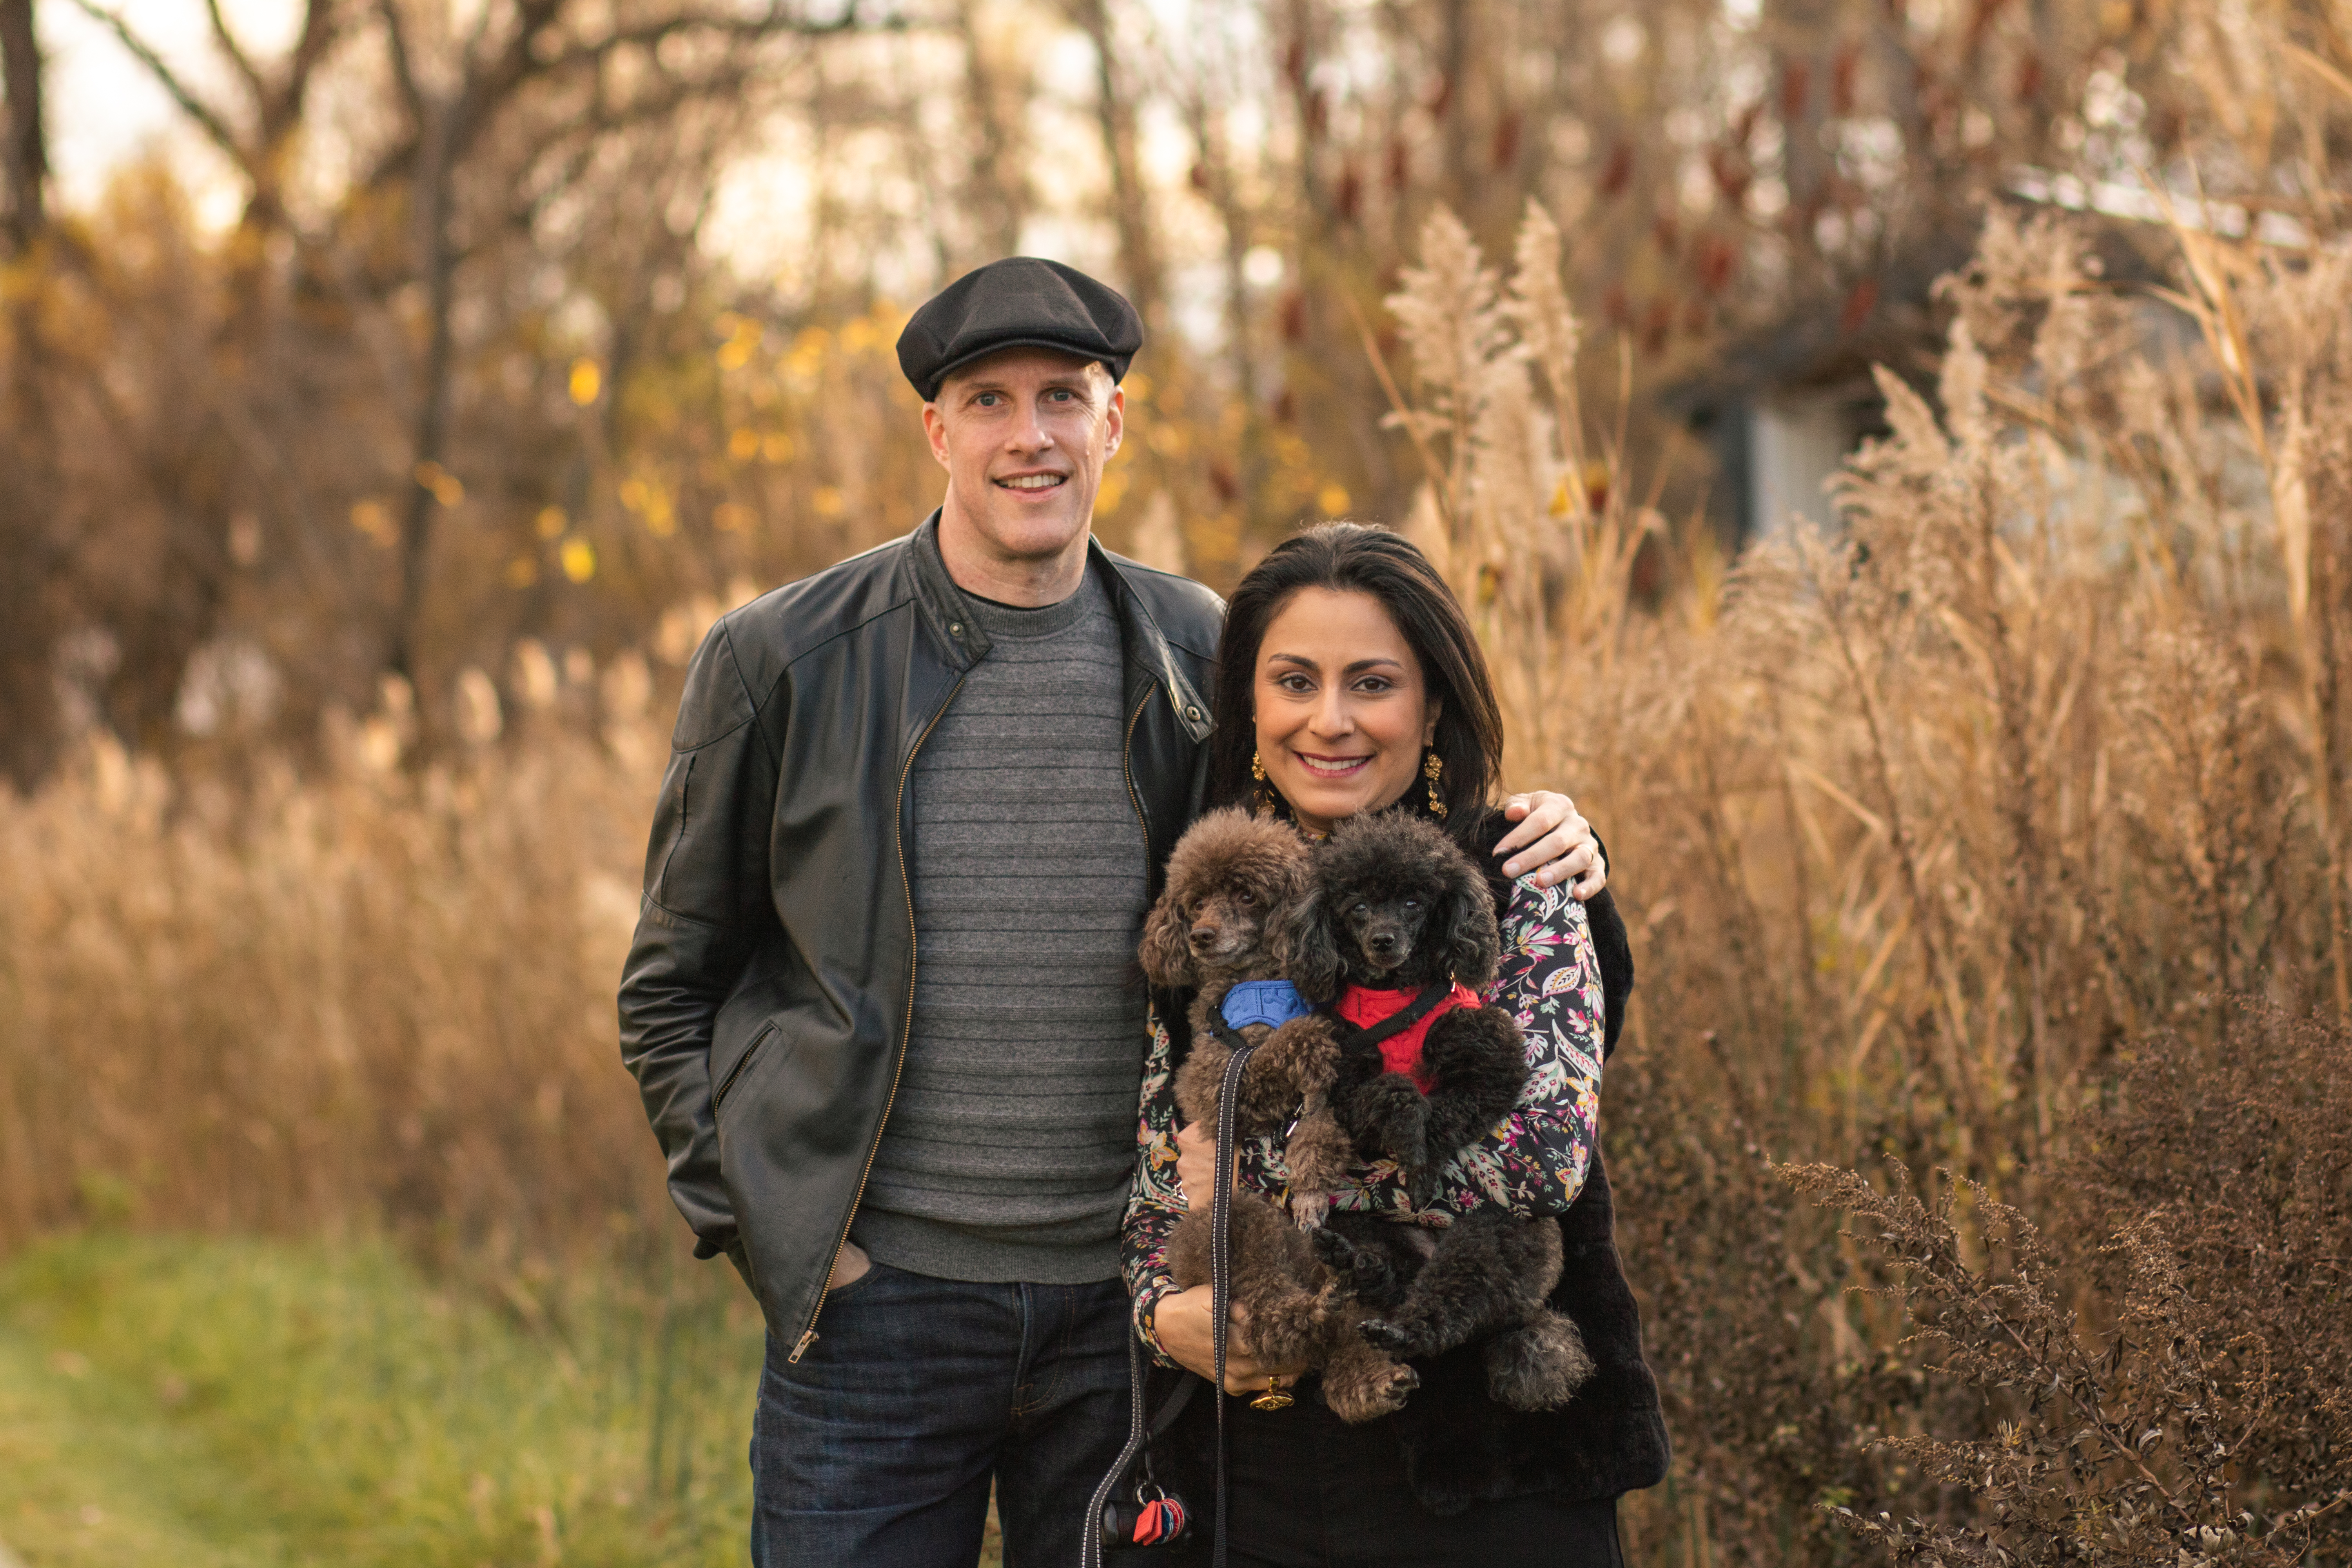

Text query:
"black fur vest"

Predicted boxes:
[[1148, 808, 1671, 1514]]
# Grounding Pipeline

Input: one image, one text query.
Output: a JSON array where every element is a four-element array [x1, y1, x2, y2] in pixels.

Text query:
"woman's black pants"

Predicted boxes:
[[1166, 1378, 1626, 1568]]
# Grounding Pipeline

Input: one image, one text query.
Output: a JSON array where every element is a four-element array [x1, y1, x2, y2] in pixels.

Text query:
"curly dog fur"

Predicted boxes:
[[1138, 809, 1338, 1370], [1283, 811, 1595, 1411]]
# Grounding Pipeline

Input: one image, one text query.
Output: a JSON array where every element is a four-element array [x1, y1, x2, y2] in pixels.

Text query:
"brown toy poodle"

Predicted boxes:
[[1137, 808, 1334, 1373]]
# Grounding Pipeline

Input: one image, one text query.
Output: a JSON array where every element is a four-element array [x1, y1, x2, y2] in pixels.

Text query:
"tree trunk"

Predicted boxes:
[[957, 0, 1026, 263], [391, 108, 459, 691], [0, 0, 44, 249], [1767, 0, 1835, 262], [1068, 0, 1159, 334]]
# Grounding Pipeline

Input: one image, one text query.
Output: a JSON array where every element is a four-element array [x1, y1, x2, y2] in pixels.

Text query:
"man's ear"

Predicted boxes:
[[1101, 382, 1124, 460], [921, 401, 952, 472], [1138, 892, 1196, 988]]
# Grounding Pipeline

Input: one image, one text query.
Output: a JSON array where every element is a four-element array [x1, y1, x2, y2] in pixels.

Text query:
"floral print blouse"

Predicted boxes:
[[1120, 873, 1610, 1361]]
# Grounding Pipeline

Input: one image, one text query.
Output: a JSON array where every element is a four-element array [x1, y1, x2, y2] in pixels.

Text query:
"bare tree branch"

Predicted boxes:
[[268, 0, 347, 142], [524, 1, 879, 76], [373, 0, 423, 129], [201, 0, 267, 104], [63, 0, 250, 172]]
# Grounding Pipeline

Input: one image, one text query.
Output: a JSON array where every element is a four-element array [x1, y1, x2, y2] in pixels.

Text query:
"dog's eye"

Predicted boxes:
[[1351, 902, 1368, 916], [1237, 890, 1256, 906], [1403, 898, 1421, 911]]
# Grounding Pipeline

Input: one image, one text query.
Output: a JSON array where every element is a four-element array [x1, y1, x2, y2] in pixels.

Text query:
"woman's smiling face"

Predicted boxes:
[[1252, 587, 1439, 837]]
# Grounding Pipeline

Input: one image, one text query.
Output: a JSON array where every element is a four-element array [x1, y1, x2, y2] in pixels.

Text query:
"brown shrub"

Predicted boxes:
[[1780, 1006, 2352, 1564]]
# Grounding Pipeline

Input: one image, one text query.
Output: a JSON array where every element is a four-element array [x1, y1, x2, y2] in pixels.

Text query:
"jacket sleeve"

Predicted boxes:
[[617, 617, 780, 1259]]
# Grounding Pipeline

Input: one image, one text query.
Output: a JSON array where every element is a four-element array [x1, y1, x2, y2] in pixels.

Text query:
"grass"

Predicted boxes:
[[0, 1232, 766, 1567]]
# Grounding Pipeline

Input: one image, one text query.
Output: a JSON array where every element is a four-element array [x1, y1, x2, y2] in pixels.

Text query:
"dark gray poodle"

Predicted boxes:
[[1280, 810, 1595, 1413]]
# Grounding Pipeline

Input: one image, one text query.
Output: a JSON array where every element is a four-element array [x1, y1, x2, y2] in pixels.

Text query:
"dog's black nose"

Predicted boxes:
[[1189, 924, 1217, 948], [1368, 931, 1397, 953]]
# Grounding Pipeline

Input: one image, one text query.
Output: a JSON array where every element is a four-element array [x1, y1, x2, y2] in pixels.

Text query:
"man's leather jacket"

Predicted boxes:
[[617, 514, 1223, 1361]]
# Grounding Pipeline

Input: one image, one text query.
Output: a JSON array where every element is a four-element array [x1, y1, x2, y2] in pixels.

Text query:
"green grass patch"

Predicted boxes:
[[0, 1232, 763, 1566]]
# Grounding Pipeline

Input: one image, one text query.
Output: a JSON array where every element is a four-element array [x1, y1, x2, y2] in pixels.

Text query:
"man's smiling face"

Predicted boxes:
[[923, 346, 1123, 576]]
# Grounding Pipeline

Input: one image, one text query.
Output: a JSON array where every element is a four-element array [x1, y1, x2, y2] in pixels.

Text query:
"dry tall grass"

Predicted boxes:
[[1385, 200, 2352, 1562], [0, 667, 677, 1261], [5, 200, 2352, 1563]]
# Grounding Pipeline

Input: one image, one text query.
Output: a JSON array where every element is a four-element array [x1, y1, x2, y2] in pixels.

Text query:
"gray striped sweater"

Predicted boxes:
[[851, 568, 1151, 1283]]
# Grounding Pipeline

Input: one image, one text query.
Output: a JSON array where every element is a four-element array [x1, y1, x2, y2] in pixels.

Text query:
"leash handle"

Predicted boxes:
[[1081, 1329, 1152, 1568], [1210, 1034, 1259, 1568]]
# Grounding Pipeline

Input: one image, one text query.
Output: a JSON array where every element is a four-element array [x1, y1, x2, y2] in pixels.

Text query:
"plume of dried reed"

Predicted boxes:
[[1380, 199, 2352, 1563]]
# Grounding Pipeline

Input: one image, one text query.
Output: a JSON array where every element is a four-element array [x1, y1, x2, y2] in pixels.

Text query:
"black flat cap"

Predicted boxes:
[[897, 258, 1143, 401]]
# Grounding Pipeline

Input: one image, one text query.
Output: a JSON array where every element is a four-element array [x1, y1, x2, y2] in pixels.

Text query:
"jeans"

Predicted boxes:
[[749, 1259, 1134, 1568]]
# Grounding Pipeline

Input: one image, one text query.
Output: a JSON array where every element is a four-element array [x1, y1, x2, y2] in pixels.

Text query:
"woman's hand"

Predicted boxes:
[[1174, 1119, 1223, 1212], [1163, 1123, 1306, 1395], [1152, 1285, 1310, 1396], [1495, 789, 1607, 899]]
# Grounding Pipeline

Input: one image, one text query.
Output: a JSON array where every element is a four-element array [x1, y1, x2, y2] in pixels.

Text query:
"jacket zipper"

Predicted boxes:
[[710, 1025, 773, 1116], [788, 674, 967, 1365], [1120, 688, 1152, 856]]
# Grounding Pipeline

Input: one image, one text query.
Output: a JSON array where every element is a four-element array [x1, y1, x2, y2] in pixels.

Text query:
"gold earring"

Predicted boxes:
[[1423, 751, 1446, 818], [1251, 750, 1267, 782]]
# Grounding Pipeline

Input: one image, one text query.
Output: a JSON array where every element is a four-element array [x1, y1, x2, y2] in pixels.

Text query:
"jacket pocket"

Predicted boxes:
[[711, 1024, 779, 1118]]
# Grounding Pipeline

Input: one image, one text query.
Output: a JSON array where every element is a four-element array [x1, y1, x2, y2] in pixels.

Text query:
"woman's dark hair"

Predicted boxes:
[[1208, 522, 1505, 836]]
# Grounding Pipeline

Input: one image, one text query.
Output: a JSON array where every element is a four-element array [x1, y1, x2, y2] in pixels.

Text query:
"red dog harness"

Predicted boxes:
[[1332, 980, 1483, 1091]]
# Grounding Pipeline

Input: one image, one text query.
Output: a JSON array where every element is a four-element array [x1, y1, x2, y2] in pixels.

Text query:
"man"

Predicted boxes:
[[617, 257, 1602, 1566]]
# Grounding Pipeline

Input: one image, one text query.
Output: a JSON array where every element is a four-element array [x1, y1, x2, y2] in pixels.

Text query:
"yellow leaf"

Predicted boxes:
[[350, 500, 396, 548], [415, 461, 463, 506], [560, 538, 596, 582], [535, 506, 567, 539], [728, 428, 760, 461], [569, 359, 602, 406], [1318, 482, 1350, 517]]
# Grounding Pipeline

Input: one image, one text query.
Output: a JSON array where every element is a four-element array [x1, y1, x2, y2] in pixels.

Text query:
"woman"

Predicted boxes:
[[1120, 524, 1668, 1566]]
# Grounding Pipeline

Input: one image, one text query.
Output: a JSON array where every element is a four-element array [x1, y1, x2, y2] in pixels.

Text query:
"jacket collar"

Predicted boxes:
[[903, 510, 1214, 746], [906, 512, 994, 666]]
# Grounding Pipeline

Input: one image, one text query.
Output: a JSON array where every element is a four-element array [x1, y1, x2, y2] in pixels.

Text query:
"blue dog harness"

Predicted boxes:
[[1218, 980, 1312, 1033]]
